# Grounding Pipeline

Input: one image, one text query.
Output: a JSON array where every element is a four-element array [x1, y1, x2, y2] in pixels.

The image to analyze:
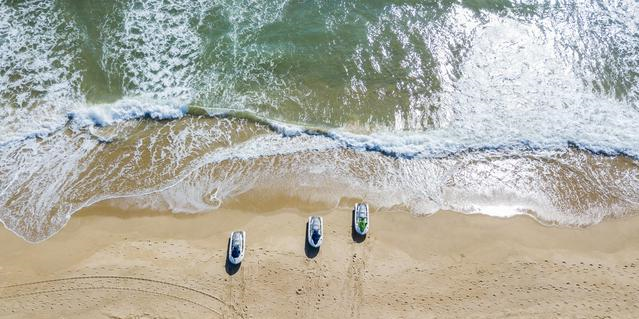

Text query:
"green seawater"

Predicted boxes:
[[1, 0, 639, 242], [2, 0, 637, 131]]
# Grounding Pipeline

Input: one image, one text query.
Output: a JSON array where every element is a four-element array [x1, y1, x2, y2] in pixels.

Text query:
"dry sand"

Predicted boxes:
[[1, 198, 639, 318]]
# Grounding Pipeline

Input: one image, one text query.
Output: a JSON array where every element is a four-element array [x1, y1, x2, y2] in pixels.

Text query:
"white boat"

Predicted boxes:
[[353, 203, 369, 235], [307, 216, 323, 248], [228, 231, 245, 265]]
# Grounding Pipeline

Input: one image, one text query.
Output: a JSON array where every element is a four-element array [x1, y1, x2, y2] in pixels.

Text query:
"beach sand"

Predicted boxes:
[[1, 197, 639, 318]]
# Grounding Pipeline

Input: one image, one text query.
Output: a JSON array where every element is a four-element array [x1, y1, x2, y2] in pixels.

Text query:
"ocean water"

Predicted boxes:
[[0, 0, 638, 241]]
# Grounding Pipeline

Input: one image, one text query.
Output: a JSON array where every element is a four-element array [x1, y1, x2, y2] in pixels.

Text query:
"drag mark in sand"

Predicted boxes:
[[343, 251, 367, 318], [297, 259, 327, 318], [224, 263, 249, 318]]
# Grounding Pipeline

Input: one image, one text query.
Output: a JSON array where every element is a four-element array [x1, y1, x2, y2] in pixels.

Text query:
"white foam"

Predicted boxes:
[[100, 0, 213, 99], [114, 141, 638, 229], [1, 0, 639, 242], [320, 11, 639, 159], [68, 97, 189, 127], [0, 1, 84, 146], [2, 1, 637, 159]]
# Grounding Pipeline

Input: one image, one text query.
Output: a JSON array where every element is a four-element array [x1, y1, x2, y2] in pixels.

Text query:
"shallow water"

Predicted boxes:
[[1, 0, 638, 241]]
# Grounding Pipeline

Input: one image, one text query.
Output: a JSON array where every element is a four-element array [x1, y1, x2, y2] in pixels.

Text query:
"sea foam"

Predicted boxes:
[[1, 0, 639, 243], [68, 97, 189, 127]]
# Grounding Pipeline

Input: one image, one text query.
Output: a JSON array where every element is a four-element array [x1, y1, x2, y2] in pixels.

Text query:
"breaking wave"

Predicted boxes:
[[1, 0, 639, 241]]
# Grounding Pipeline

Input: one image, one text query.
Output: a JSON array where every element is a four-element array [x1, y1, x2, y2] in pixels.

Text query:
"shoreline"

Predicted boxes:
[[3, 114, 639, 244], [2, 200, 639, 318]]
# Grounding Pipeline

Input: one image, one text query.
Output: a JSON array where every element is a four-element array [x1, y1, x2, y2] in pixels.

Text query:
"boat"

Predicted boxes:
[[353, 203, 369, 235], [228, 231, 246, 265], [307, 216, 324, 248]]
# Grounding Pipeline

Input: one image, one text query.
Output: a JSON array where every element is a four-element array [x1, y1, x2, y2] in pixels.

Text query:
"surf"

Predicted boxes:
[[1, 0, 638, 242]]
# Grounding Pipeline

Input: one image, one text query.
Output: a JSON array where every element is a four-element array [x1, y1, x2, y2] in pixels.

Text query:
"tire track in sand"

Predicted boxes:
[[0, 275, 237, 317], [0, 287, 219, 315]]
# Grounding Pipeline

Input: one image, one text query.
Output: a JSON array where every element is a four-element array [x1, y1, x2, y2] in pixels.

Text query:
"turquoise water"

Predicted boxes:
[[1, 0, 638, 241]]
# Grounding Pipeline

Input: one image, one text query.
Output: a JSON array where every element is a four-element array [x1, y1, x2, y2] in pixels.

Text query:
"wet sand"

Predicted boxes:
[[1, 199, 639, 318]]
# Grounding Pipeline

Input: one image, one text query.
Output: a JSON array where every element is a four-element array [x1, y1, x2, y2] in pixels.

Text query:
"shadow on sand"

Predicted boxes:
[[351, 209, 367, 243], [304, 221, 320, 258], [225, 237, 241, 275]]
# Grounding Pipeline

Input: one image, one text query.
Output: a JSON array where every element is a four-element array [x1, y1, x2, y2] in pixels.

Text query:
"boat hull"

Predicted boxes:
[[353, 203, 369, 235], [307, 216, 323, 248], [228, 231, 246, 265]]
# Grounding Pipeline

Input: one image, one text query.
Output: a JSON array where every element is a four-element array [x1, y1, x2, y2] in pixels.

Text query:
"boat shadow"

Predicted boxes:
[[225, 237, 241, 275], [304, 221, 320, 258], [351, 209, 366, 243]]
